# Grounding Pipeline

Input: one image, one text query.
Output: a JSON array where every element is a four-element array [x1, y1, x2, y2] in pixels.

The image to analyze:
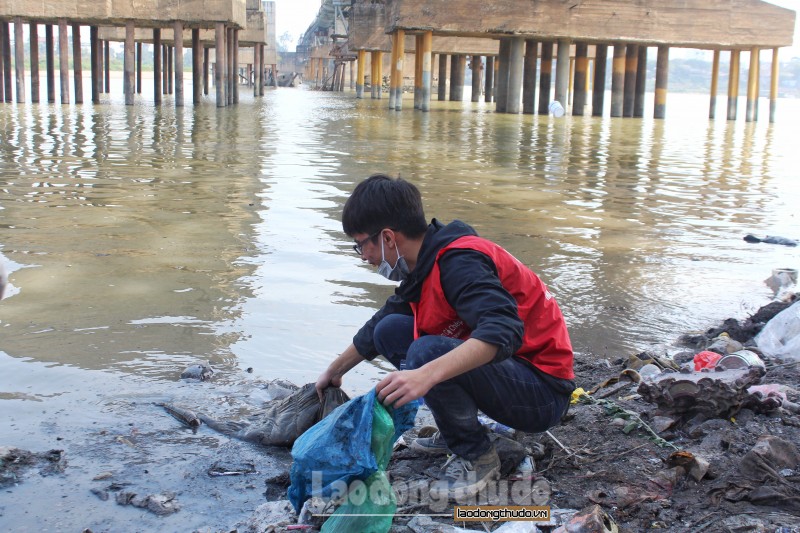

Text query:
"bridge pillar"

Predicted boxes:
[[124, 22, 135, 105], [175, 21, 184, 107], [471, 55, 482, 103], [554, 39, 570, 108], [450, 54, 465, 101], [421, 31, 432, 112], [610, 44, 625, 117], [14, 18, 25, 103], [623, 43, 638, 117], [30, 24, 40, 103], [709, 50, 720, 119], [654, 45, 669, 119], [58, 19, 69, 104], [592, 44, 607, 116], [769, 48, 779, 123], [154, 29, 162, 104], [746, 47, 760, 122], [46, 25, 55, 102], [634, 46, 647, 117], [537, 41, 553, 114], [356, 49, 365, 98], [522, 40, 537, 114], [2, 22, 11, 102], [507, 37, 524, 114], [215, 23, 225, 107], [572, 43, 588, 115], [484, 56, 494, 103], [726, 49, 740, 120], [495, 39, 510, 112]]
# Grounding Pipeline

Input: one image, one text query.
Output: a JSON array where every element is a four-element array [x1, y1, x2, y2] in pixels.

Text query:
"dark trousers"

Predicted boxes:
[[373, 314, 569, 461]]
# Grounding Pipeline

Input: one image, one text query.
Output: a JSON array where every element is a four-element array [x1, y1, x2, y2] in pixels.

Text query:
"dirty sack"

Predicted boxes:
[[163, 383, 349, 447], [710, 435, 800, 513], [288, 388, 419, 532], [756, 300, 800, 359]]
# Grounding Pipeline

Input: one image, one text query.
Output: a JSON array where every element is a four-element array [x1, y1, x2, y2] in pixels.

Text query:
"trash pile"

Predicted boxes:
[[236, 294, 800, 532]]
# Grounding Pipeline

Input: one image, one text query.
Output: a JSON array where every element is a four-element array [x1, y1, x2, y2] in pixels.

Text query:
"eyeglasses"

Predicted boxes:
[[353, 230, 382, 255]]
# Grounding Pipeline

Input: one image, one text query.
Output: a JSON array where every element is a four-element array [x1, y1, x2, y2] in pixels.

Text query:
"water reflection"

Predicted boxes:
[[1, 91, 799, 392]]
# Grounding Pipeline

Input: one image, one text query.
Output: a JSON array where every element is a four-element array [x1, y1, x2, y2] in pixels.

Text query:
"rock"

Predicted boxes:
[[180, 362, 214, 381], [651, 416, 678, 433], [235, 499, 297, 533], [553, 504, 618, 533]]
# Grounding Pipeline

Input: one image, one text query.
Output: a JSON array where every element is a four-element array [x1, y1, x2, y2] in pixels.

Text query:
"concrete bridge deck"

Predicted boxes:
[[303, 0, 795, 122], [0, 0, 277, 108]]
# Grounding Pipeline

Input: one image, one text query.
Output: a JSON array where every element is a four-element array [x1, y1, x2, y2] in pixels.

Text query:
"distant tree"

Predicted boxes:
[[277, 32, 296, 53]]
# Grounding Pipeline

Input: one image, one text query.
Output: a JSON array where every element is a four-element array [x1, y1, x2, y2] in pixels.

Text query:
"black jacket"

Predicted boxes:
[[353, 219, 525, 362]]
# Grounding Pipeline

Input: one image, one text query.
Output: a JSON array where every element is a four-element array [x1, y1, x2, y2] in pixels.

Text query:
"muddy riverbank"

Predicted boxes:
[[2, 295, 799, 532]]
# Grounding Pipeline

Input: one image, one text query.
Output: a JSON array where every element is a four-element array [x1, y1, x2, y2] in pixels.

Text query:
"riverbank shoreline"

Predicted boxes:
[[2, 294, 798, 532]]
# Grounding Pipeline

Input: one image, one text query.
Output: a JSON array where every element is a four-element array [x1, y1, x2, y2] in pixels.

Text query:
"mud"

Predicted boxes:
[[2, 298, 799, 532]]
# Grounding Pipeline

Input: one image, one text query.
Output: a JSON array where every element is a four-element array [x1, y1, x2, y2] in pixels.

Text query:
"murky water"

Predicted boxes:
[[1, 85, 799, 530]]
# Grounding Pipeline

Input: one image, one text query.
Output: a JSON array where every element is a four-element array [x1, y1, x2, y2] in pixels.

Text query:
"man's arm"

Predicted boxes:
[[375, 337, 498, 407], [315, 343, 366, 399]]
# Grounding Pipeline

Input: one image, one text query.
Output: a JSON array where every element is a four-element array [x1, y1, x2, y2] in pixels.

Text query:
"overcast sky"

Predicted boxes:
[[273, 0, 800, 58]]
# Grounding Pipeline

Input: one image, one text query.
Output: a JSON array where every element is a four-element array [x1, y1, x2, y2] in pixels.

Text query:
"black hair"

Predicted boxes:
[[342, 174, 428, 239]]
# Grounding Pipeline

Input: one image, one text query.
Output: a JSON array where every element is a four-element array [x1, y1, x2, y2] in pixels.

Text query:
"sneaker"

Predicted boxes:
[[430, 447, 501, 501], [409, 431, 450, 455]]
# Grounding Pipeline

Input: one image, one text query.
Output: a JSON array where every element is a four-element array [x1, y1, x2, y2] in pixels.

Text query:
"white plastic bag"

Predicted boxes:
[[756, 301, 800, 360]]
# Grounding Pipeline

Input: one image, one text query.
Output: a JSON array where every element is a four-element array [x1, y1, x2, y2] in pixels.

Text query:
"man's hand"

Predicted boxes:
[[315, 368, 343, 401], [375, 368, 435, 408], [315, 344, 365, 401]]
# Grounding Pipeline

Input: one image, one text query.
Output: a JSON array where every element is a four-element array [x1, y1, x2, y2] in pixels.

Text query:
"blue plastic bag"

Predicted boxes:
[[287, 388, 418, 517]]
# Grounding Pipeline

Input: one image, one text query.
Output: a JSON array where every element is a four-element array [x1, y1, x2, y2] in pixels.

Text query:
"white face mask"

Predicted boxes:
[[377, 238, 410, 281]]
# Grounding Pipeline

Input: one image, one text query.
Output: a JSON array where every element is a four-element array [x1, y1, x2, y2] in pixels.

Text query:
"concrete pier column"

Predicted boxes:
[[414, 35, 423, 108], [97, 38, 103, 93], [153, 29, 162, 104], [162, 45, 168, 94], [592, 44, 607, 116], [1, 22, 11, 102], [90, 26, 99, 104], [136, 43, 142, 94], [495, 40, 510, 112], [193, 29, 201, 104], [470, 55, 481, 103], [622, 44, 638, 117], [484, 56, 494, 103], [215, 23, 225, 107], [438, 53, 447, 101], [634, 46, 647, 118], [356, 49, 365, 98], [538, 42, 553, 114], [726, 50, 740, 121], [45, 25, 55, 103], [226, 28, 233, 104], [168, 45, 174, 95], [58, 20, 69, 104], [13, 18, 25, 103], [389, 30, 402, 109], [203, 47, 209, 96], [30, 24, 39, 103], [0, 24, 4, 103], [104, 41, 110, 93], [450, 54, 465, 102], [522, 40, 538, 114], [709, 50, 720, 119], [745, 48, 759, 122], [421, 31, 432, 112], [654, 45, 669, 119], [375, 51, 383, 99], [232, 29, 239, 104], [769, 48, 779, 123], [259, 47, 267, 94], [71, 24, 83, 104], [350, 60, 355, 90], [507, 37, 524, 114], [572, 43, 588, 115], [174, 22, 184, 107], [554, 39, 570, 108], [610, 44, 625, 117], [123, 22, 135, 105], [252, 41, 260, 97]]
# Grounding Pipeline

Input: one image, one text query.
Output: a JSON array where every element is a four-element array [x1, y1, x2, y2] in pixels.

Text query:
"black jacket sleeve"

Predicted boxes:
[[437, 249, 524, 362], [352, 293, 413, 360]]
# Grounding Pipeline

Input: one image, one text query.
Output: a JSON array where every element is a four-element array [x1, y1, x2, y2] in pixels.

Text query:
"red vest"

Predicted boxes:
[[411, 236, 574, 380]]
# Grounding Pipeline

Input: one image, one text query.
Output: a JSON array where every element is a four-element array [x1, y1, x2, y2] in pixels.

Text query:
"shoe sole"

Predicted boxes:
[[408, 442, 450, 455], [428, 466, 501, 502]]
